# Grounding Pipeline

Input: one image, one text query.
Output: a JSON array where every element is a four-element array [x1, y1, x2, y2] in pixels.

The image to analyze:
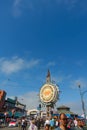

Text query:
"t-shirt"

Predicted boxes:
[[50, 119, 55, 127], [74, 126, 86, 130], [55, 127, 73, 130]]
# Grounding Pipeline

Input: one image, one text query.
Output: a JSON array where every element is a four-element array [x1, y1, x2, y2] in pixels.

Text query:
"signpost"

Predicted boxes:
[[39, 70, 60, 117]]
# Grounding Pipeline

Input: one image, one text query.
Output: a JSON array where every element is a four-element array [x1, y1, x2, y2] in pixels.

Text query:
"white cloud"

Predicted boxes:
[[69, 102, 82, 115], [14, 0, 21, 7], [51, 74, 72, 84], [55, 96, 84, 115], [12, 91, 83, 115], [47, 62, 56, 67], [26, 59, 40, 68], [12, 0, 87, 17], [70, 78, 87, 90], [0, 57, 40, 75], [13, 0, 23, 16], [75, 60, 85, 67], [16, 92, 40, 110]]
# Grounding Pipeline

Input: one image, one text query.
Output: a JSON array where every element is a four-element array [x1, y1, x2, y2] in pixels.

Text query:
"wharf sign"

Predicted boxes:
[[39, 83, 59, 105]]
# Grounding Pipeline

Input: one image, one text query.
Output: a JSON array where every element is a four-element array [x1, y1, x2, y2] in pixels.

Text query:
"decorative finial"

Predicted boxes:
[[46, 69, 51, 83]]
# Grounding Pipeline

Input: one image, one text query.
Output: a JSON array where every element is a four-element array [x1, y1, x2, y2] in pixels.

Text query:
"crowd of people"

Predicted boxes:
[[43, 113, 87, 130], [17, 113, 87, 130]]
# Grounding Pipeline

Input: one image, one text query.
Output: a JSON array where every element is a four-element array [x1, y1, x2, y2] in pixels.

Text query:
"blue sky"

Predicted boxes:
[[0, 0, 87, 115]]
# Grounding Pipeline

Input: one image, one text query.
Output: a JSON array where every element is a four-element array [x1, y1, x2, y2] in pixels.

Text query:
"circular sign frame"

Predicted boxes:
[[39, 83, 59, 105]]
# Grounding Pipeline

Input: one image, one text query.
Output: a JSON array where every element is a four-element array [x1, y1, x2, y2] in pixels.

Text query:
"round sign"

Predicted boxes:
[[40, 83, 59, 104]]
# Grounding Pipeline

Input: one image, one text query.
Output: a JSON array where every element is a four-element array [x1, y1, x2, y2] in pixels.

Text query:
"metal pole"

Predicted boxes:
[[78, 85, 86, 119]]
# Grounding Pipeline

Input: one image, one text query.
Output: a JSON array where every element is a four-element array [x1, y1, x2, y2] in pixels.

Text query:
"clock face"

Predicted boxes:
[[40, 84, 55, 103]]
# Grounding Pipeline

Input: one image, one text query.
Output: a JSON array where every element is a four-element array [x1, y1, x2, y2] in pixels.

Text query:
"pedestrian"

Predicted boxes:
[[28, 119, 38, 130], [74, 119, 86, 130], [21, 117, 27, 130], [50, 117, 55, 130], [44, 124, 50, 130], [55, 113, 74, 130], [18, 118, 21, 130]]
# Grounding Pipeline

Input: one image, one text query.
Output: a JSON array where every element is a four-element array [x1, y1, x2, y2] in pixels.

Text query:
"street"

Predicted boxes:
[[0, 126, 22, 130], [0, 127, 19, 130], [0, 126, 44, 130]]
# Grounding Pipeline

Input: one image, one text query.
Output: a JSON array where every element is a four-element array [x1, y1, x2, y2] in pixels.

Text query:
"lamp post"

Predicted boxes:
[[78, 84, 87, 119]]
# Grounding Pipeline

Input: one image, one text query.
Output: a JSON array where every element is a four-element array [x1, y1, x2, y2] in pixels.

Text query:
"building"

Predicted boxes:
[[4, 97, 26, 118], [56, 105, 78, 118], [0, 90, 6, 111]]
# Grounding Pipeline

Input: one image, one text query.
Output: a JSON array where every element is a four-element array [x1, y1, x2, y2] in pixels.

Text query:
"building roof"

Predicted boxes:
[[57, 105, 77, 115], [17, 101, 26, 107], [57, 105, 70, 109], [57, 110, 75, 115], [6, 98, 16, 104]]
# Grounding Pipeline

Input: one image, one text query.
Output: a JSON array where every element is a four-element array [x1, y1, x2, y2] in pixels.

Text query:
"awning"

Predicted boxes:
[[14, 112, 23, 118]]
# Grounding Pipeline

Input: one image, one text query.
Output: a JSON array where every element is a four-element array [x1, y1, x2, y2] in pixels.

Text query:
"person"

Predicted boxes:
[[50, 117, 55, 130], [67, 118, 75, 129], [35, 118, 41, 130], [55, 113, 74, 130], [18, 118, 21, 130], [54, 116, 59, 128], [44, 124, 50, 130], [44, 117, 50, 126], [74, 119, 86, 130], [74, 117, 78, 127], [28, 119, 37, 130], [21, 117, 27, 130]]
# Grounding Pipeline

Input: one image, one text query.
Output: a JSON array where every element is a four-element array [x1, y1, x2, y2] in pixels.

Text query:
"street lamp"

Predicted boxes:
[[78, 84, 87, 119]]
